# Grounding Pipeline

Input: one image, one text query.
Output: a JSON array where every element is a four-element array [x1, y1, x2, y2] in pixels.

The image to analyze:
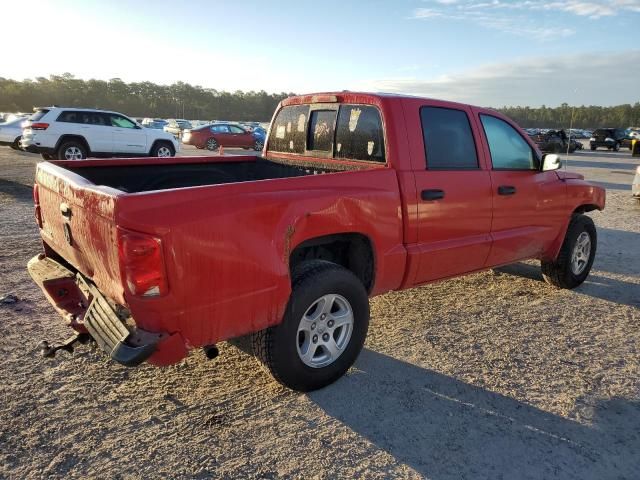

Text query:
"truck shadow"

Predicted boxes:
[[0, 178, 33, 204], [310, 349, 640, 480], [495, 228, 640, 307]]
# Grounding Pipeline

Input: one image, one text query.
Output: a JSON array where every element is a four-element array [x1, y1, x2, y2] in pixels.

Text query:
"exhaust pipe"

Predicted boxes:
[[203, 344, 219, 360]]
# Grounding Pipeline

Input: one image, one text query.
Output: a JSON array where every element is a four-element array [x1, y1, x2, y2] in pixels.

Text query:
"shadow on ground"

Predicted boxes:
[[0, 178, 33, 203], [311, 349, 640, 480], [495, 227, 640, 307]]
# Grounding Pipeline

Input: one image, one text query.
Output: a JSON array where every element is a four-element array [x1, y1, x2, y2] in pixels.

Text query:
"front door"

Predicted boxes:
[[475, 112, 566, 267], [228, 124, 253, 147], [109, 113, 148, 155], [411, 104, 493, 285]]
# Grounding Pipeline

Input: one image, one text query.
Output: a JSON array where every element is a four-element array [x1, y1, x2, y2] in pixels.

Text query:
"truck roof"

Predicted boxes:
[[281, 91, 487, 112]]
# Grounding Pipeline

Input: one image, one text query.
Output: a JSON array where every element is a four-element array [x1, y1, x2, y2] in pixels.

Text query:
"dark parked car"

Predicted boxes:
[[589, 128, 627, 151], [530, 130, 577, 153], [182, 123, 264, 151]]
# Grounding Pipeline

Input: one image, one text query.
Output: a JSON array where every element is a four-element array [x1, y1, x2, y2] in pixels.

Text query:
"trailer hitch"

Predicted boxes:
[[38, 333, 92, 358]]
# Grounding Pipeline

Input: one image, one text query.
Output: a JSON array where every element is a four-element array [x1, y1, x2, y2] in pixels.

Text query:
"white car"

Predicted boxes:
[[21, 107, 180, 160], [0, 117, 25, 149]]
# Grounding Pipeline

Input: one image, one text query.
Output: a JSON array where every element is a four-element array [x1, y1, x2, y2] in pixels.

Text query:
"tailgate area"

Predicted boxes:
[[28, 254, 163, 366], [36, 162, 125, 305]]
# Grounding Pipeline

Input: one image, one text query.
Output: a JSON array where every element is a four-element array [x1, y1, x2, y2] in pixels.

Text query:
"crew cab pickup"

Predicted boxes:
[[28, 92, 605, 391]]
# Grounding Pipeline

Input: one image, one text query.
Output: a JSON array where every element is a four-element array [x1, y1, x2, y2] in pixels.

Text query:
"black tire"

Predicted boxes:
[[206, 138, 218, 151], [10, 136, 21, 150], [57, 141, 87, 160], [252, 260, 369, 391], [613, 142, 620, 152], [541, 215, 597, 289], [253, 139, 264, 151], [150, 141, 175, 157], [590, 145, 596, 151]]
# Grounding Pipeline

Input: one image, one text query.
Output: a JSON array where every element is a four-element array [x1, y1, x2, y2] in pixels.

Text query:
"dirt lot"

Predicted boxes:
[[1, 145, 639, 479]]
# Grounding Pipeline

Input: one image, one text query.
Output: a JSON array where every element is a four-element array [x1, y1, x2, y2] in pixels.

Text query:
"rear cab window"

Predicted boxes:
[[268, 103, 385, 163], [420, 106, 478, 170]]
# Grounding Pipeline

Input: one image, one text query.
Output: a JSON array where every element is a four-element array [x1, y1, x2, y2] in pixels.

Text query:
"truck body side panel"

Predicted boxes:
[[116, 167, 406, 349]]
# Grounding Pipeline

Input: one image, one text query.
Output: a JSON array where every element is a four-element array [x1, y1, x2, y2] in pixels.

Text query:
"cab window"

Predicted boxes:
[[269, 105, 309, 154], [480, 115, 537, 170], [335, 105, 385, 162], [420, 106, 477, 169]]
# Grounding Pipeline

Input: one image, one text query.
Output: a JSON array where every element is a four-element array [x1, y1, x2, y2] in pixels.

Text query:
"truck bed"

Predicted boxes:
[[67, 157, 340, 193]]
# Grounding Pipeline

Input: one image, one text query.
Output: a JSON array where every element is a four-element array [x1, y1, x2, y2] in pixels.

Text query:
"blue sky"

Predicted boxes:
[[3, 0, 639, 106]]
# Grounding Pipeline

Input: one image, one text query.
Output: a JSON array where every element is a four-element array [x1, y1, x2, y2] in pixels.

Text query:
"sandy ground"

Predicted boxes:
[[0, 144, 639, 479]]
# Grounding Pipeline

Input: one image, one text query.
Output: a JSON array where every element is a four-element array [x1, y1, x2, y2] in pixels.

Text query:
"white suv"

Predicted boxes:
[[21, 107, 180, 160]]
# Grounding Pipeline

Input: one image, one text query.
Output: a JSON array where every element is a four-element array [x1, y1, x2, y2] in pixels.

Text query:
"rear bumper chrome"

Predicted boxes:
[[27, 254, 165, 366]]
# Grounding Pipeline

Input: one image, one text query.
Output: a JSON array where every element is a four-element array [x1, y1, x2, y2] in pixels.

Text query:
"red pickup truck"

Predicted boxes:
[[28, 92, 605, 391]]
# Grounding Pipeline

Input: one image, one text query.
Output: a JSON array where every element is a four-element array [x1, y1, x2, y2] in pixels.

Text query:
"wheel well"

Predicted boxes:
[[56, 135, 90, 154], [289, 233, 375, 292], [149, 139, 175, 155], [573, 204, 599, 214]]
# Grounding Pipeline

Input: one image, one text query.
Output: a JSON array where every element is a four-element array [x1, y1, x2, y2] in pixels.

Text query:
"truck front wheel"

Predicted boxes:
[[252, 260, 369, 391], [541, 214, 597, 289]]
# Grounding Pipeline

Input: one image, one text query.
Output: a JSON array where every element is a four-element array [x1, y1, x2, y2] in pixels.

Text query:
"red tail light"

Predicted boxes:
[[30, 122, 49, 130], [118, 229, 168, 297], [33, 184, 43, 228]]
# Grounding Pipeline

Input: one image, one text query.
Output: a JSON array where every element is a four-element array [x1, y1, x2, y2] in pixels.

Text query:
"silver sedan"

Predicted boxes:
[[0, 118, 25, 150]]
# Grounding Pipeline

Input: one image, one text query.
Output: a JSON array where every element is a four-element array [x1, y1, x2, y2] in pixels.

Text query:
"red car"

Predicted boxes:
[[182, 123, 264, 151], [28, 92, 605, 391]]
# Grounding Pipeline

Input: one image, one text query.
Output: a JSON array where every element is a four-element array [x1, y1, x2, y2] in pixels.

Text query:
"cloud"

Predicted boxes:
[[359, 50, 640, 106], [411, 1, 640, 37]]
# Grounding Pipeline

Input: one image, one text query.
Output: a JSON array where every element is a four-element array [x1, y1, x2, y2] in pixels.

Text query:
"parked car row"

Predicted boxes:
[[528, 129, 582, 153], [19, 107, 180, 159]]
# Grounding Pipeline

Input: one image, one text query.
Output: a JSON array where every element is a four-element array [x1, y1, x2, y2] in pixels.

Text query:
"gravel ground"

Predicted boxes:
[[1, 145, 639, 479]]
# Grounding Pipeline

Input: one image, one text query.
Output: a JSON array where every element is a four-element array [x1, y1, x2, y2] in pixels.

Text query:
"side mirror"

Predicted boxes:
[[542, 153, 561, 171]]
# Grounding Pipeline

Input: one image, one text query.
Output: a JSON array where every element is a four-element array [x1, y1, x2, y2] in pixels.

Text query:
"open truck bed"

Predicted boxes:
[[30, 151, 403, 369]]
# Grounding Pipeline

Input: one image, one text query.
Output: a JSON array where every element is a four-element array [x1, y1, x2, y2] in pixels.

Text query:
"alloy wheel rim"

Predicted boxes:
[[65, 146, 83, 160], [157, 146, 171, 157], [296, 294, 354, 368], [570, 231, 591, 275], [207, 139, 217, 150]]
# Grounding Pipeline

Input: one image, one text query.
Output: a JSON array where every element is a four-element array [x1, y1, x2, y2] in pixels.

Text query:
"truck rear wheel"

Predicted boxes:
[[252, 260, 369, 391], [541, 214, 597, 289]]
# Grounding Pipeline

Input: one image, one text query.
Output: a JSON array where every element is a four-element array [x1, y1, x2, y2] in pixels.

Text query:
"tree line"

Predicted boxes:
[[0, 74, 291, 121], [1, 75, 639, 127], [498, 103, 640, 129]]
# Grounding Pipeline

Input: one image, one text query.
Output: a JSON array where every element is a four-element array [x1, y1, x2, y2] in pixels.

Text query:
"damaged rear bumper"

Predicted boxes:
[[27, 254, 166, 367]]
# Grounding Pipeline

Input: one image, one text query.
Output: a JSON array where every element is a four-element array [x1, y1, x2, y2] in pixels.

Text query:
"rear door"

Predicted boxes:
[[57, 110, 108, 153], [228, 124, 253, 147], [475, 112, 566, 266], [78, 111, 112, 153], [409, 103, 493, 284], [109, 113, 148, 155]]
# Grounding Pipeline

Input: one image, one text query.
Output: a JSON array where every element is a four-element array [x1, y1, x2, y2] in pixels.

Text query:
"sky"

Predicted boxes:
[[2, 0, 639, 106]]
